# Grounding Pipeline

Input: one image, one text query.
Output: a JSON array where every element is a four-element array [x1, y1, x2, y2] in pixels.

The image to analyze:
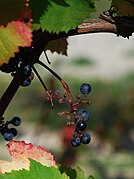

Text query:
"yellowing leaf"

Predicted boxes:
[[111, 0, 134, 16], [0, 140, 57, 174], [0, 21, 32, 65]]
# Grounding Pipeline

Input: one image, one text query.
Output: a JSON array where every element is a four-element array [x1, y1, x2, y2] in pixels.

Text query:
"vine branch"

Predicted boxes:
[[76, 18, 117, 35]]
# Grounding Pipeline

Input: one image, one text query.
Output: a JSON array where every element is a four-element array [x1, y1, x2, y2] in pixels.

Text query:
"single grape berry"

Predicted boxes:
[[80, 83, 91, 95], [23, 65, 32, 77], [21, 78, 31, 87], [10, 117, 21, 126], [71, 137, 81, 147], [76, 119, 87, 131], [81, 133, 91, 144], [3, 131, 14, 141], [9, 128, 17, 137], [77, 109, 91, 121]]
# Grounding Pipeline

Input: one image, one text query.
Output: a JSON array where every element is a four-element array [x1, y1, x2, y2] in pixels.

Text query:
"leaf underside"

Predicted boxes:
[[45, 38, 68, 55]]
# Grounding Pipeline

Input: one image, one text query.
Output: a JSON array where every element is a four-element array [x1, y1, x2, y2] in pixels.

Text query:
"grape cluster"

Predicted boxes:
[[0, 117, 21, 141], [20, 64, 34, 87], [0, 47, 35, 87], [71, 83, 92, 147], [71, 109, 91, 147]]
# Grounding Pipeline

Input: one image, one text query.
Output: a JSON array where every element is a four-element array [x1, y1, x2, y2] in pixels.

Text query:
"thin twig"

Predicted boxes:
[[38, 60, 62, 81], [44, 51, 51, 64], [32, 65, 48, 91]]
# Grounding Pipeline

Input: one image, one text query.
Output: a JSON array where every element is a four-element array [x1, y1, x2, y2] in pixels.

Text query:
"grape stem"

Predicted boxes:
[[32, 65, 55, 107], [38, 60, 73, 99], [32, 65, 48, 91], [44, 51, 51, 64], [37, 60, 73, 110]]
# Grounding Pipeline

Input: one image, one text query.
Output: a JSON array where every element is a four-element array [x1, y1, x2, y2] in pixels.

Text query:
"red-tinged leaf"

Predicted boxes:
[[45, 38, 68, 55], [0, 0, 31, 26], [0, 140, 57, 174], [0, 21, 32, 65]]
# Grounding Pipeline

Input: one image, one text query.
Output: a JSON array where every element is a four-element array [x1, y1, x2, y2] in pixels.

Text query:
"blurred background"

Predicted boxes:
[[0, 1, 134, 178]]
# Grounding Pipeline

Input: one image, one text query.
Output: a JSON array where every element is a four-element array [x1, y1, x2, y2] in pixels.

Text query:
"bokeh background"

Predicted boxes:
[[0, 1, 134, 178]]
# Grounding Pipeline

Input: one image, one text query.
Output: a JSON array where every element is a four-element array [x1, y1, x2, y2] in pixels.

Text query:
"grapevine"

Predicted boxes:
[[0, 0, 133, 160]]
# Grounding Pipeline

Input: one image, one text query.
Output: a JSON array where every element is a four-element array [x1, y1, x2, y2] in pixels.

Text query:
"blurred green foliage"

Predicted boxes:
[[71, 57, 95, 66]]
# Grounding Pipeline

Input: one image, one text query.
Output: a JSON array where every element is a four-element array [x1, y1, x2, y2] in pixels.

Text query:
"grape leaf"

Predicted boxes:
[[0, 140, 56, 174], [0, 21, 32, 65], [45, 38, 68, 55], [0, 0, 31, 26], [0, 159, 69, 179], [59, 164, 85, 179], [29, 0, 69, 24], [31, 0, 97, 33], [111, 0, 134, 16]]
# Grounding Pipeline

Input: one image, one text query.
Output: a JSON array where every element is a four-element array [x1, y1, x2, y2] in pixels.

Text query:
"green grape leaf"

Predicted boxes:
[[0, 159, 69, 179], [0, 0, 31, 26], [31, 0, 97, 33], [45, 38, 68, 55], [29, 0, 68, 24], [0, 21, 32, 65], [59, 164, 85, 179], [111, 0, 134, 16]]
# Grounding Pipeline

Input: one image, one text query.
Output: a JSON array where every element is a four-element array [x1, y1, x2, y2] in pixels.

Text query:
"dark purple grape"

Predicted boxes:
[[77, 109, 91, 121], [22, 65, 32, 77], [71, 137, 81, 147], [76, 119, 87, 131], [3, 131, 14, 141], [80, 83, 91, 95], [21, 77, 31, 87], [9, 128, 17, 137], [10, 117, 21, 126], [81, 133, 91, 144]]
